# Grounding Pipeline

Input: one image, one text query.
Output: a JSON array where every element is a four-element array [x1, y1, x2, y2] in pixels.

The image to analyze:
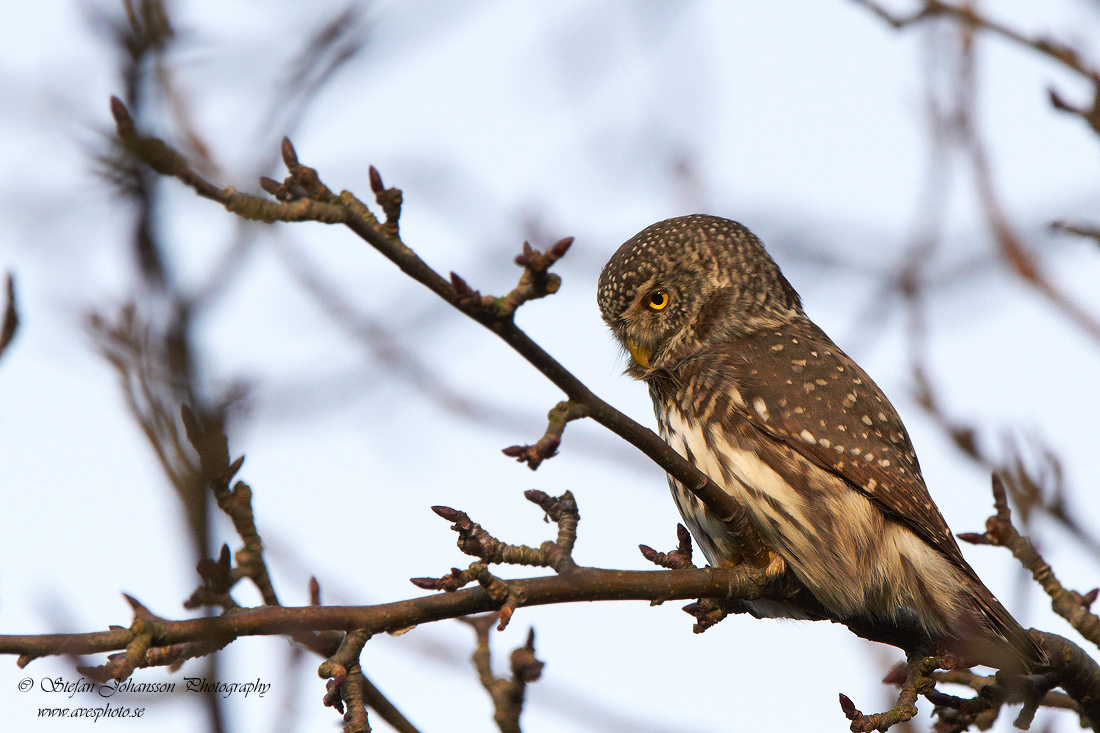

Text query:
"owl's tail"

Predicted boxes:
[[958, 580, 1047, 673]]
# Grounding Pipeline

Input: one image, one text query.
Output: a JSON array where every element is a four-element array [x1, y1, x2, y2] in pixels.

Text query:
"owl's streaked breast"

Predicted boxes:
[[651, 374, 965, 636]]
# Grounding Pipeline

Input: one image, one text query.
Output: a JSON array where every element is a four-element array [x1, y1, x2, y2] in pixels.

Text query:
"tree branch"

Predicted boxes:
[[840, 655, 933, 733], [108, 96, 770, 567], [960, 476, 1100, 650], [459, 617, 543, 733], [0, 565, 765, 661]]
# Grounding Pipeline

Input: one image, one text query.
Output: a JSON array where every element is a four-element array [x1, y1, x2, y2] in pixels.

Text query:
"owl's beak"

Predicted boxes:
[[626, 339, 652, 369]]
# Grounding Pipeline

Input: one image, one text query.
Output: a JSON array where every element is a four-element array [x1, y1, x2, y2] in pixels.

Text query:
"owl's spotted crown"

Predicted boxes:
[[596, 215, 803, 329]]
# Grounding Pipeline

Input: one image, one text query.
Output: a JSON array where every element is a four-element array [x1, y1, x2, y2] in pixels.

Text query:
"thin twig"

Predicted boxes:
[[960, 475, 1100, 649], [502, 400, 589, 470], [459, 617, 543, 733], [840, 655, 935, 732]]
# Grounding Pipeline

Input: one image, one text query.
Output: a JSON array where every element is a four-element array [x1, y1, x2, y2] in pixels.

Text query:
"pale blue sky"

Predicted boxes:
[[2, 2, 1099, 731]]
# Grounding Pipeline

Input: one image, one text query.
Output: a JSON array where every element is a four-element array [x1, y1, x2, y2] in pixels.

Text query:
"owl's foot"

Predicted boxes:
[[761, 549, 788, 580], [749, 550, 820, 610], [727, 548, 789, 583]]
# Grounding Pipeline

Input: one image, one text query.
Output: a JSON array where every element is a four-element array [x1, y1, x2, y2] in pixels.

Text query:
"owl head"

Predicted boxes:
[[597, 215, 803, 377]]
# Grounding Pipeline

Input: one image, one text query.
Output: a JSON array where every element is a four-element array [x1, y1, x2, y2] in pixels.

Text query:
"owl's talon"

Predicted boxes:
[[762, 551, 787, 580]]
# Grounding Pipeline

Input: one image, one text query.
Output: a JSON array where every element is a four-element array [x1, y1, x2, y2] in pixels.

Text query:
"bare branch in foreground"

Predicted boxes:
[[872, 659, 1083, 731], [460, 616, 543, 733], [840, 655, 934, 733], [1034, 632, 1100, 729], [503, 400, 589, 470], [319, 629, 372, 733], [0, 565, 769, 660], [107, 95, 771, 570], [959, 475, 1100, 651], [3, 489, 766, 671], [414, 491, 581, 630], [640, 523, 696, 571]]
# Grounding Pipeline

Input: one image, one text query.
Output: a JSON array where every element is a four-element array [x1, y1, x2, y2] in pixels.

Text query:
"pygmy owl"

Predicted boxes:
[[597, 214, 1042, 670]]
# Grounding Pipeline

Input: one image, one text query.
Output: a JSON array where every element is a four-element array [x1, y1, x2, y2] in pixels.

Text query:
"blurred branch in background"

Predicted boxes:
[[855, 0, 1100, 347], [188, 4, 371, 313], [87, 305, 209, 544], [274, 238, 522, 423], [83, 2, 420, 731], [87, 5, 230, 726], [850, 1, 1100, 565], [1051, 220, 1100, 248], [0, 273, 18, 360], [854, 0, 1100, 136], [89, 0, 216, 558]]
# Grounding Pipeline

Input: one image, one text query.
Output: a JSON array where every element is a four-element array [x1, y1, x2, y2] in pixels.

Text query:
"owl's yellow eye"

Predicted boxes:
[[648, 290, 669, 310]]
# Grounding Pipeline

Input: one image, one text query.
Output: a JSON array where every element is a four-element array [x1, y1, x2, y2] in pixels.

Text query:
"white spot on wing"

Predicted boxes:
[[753, 397, 770, 421]]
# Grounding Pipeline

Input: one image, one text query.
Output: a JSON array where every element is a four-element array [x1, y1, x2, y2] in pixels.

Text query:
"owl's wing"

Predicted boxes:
[[718, 321, 1048, 669], [721, 321, 971, 572]]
